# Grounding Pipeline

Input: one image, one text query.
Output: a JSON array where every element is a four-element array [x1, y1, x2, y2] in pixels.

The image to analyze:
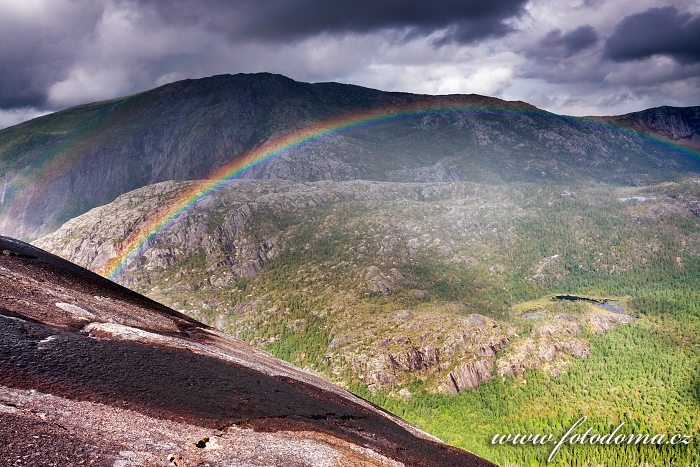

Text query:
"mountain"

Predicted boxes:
[[598, 105, 700, 151], [0, 236, 491, 466], [1, 73, 699, 239]]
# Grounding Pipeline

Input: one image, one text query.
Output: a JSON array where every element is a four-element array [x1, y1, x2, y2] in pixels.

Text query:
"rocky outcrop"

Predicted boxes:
[[32, 180, 295, 283], [587, 310, 635, 334], [341, 313, 512, 393], [392, 344, 441, 371], [443, 359, 494, 393], [348, 345, 441, 388], [496, 316, 592, 379], [599, 106, 700, 150], [0, 236, 493, 467]]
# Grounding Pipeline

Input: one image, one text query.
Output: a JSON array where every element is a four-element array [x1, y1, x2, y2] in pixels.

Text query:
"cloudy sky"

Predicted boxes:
[[1, 0, 699, 128]]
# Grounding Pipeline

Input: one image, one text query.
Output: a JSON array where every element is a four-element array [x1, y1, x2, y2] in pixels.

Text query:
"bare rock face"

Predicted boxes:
[[390, 345, 441, 372], [600, 106, 700, 149], [350, 354, 397, 386], [340, 312, 513, 394], [0, 237, 493, 467], [32, 180, 288, 285], [443, 359, 494, 393], [496, 318, 591, 379], [587, 311, 636, 334]]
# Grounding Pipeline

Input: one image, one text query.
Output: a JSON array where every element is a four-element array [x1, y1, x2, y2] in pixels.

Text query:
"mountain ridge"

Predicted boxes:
[[1, 72, 699, 239], [595, 105, 700, 150]]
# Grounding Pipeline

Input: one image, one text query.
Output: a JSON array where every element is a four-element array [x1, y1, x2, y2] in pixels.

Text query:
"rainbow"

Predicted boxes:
[[101, 101, 700, 279]]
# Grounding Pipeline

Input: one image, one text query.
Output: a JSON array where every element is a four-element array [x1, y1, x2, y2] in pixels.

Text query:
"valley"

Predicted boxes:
[[34, 176, 700, 465]]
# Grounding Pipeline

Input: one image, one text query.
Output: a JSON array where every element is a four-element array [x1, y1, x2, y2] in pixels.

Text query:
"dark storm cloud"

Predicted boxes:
[[539, 25, 598, 57], [604, 6, 700, 63], [0, 0, 698, 123], [0, 1, 103, 108], [0, 0, 527, 113], [0, 59, 52, 108], [518, 25, 602, 87], [144, 0, 528, 44]]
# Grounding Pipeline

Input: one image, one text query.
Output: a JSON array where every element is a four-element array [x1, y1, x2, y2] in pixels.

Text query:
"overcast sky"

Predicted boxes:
[[1, 0, 699, 128]]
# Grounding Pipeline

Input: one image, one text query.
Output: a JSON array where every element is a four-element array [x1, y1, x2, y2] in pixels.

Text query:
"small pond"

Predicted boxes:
[[552, 295, 624, 313]]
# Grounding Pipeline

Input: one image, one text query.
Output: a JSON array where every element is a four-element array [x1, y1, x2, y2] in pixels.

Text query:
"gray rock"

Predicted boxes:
[[444, 359, 494, 393]]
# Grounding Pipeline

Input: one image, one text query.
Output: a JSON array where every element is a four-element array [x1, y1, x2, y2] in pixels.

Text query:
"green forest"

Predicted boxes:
[[355, 282, 699, 466]]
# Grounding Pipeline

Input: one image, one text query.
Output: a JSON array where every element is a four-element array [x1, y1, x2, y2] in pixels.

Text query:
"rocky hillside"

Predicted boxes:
[[598, 106, 700, 150], [2, 73, 699, 239], [37, 178, 698, 394], [0, 236, 493, 466]]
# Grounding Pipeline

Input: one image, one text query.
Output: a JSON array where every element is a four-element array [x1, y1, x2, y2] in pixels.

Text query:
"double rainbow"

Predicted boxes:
[[101, 101, 699, 279]]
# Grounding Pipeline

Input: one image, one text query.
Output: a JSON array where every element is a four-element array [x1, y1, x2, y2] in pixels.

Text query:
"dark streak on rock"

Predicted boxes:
[[0, 315, 488, 466]]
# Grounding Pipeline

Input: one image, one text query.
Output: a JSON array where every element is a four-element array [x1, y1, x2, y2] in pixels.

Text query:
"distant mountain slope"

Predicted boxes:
[[0, 236, 491, 466], [1, 73, 699, 238], [598, 106, 700, 150]]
